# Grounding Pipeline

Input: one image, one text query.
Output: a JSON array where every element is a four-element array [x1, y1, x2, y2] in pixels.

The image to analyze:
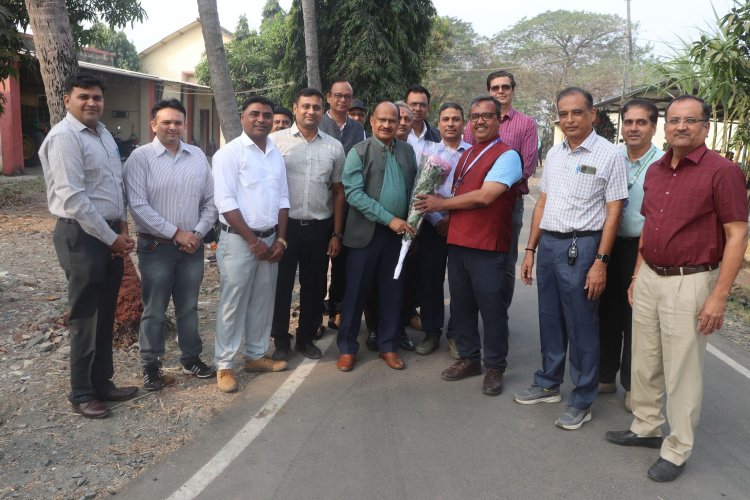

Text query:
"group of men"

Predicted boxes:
[[40, 69, 747, 483]]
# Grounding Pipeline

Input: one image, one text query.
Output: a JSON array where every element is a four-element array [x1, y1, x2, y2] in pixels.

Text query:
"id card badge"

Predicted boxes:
[[578, 165, 597, 175]]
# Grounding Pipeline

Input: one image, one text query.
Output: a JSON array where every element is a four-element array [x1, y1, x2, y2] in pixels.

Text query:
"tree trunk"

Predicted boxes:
[[24, 0, 78, 125], [300, 0, 322, 90], [197, 0, 243, 142]]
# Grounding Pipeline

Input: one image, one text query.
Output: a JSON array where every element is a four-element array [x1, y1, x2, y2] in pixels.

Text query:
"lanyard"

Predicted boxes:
[[627, 146, 657, 189], [451, 138, 499, 197]]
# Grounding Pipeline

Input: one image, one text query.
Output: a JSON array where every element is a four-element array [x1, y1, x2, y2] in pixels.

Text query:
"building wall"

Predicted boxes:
[[140, 23, 231, 83]]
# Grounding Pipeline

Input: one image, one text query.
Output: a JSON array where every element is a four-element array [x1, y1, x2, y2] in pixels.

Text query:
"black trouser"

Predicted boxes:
[[272, 218, 332, 348], [447, 245, 509, 370], [417, 222, 448, 337], [338, 225, 404, 353], [598, 236, 639, 390], [53, 219, 123, 404], [364, 235, 417, 333]]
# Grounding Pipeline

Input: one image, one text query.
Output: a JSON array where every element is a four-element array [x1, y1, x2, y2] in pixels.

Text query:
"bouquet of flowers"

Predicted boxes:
[[393, 153, 453, 279]]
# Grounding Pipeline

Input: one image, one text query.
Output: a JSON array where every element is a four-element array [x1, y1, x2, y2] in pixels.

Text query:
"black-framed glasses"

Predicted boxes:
[[666, 117, 709, 126], [489, 84, 512, 93], [468, 112, 499, 122]]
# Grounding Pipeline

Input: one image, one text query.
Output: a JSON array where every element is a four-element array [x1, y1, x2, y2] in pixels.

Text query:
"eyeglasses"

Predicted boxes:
[[373, 117, 398, 125], [468, 112, 499, 122], [332, 93, 353, 101], [666, 117, 709, 126], [408, 102, 428, 109], [489, 84, 512, 93]]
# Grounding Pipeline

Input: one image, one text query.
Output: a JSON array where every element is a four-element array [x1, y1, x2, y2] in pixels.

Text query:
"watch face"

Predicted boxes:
[[598, 254, 610, 264]]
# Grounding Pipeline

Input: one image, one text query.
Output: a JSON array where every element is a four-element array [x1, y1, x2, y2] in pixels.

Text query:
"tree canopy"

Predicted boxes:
[[196, 4, 290, 107], [281, 0, 436, 106], [86, 22, 142, 71]]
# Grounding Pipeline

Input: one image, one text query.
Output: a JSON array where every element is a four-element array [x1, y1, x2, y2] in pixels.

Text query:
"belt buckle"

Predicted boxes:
[[300, 220, 311, 226]]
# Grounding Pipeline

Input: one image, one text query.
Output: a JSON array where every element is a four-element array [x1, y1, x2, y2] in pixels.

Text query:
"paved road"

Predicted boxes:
[[123, 196, 750, 500]]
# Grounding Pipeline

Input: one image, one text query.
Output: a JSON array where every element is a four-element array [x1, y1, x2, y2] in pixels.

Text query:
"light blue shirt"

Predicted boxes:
[[618, 144, 663, 237]]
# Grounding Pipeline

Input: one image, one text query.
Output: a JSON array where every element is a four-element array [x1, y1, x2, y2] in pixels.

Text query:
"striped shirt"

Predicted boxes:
[[40, 112, 126, 246], [212, 132, 290, 230], [124, 137, 217, 238], [463, 107, 539, 194], [540, 131, 628, 232], [269, 124, 345, 221]]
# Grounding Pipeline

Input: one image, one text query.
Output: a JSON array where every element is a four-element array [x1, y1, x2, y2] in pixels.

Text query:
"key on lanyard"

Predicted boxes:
[[567, 235, 578, 266]]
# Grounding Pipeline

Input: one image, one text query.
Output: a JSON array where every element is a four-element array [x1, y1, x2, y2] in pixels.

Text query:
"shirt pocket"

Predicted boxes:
[[239, 164, 267, 188], [570, 171, 603, 200]]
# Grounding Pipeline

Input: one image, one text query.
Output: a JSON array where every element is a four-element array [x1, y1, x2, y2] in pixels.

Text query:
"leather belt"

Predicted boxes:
[[544, 230, 601, 239], [646, 262, 719, 277], [58, 217, 120, 231], [289, 217, 332, 226], [137, 233, 174, 244], [220, 222, 277, 238]]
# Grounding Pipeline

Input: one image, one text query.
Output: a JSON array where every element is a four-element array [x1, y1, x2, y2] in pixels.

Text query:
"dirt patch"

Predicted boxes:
[[0, 178, 302, 498]]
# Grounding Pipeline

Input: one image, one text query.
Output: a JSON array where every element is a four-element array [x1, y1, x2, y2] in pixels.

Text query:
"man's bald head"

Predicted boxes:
[[370, 101, 399, 145]]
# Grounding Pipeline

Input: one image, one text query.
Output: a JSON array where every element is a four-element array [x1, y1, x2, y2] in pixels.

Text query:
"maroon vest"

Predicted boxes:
[[447, 141, 519, 252]]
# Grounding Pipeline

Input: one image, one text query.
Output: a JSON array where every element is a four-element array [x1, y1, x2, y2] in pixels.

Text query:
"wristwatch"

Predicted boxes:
[[192, 230, 203, 239], [332, 232, 343, 241], [595, 253, 610, 264]]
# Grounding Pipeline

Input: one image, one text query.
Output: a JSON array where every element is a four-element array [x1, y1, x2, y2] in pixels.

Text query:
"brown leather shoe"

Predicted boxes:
[[337, 354, 355, 371], [379, 352, 405, 370], [99, 386, 138, 402], [482, 368, 504, 396], [441, 359, 482, 381], [71, 399, 111, 419]]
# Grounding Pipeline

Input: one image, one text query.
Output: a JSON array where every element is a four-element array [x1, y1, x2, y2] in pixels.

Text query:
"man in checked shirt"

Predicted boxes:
[[515, 87, 628, 431], [124, 98, 218, 392], [463, 70, 539, 310], [40, 72, 138, 419]]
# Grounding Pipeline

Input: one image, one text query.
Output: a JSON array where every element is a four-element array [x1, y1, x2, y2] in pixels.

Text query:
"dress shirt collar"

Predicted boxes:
[[289, 122, 323, 142], [439, 139, 471, 153], [65, 112, 106, 135], [150, 136, 188, 157], [659, 143, 709, 171], [562, 129, 597, 152], [620, 143, 659, 166], [239, 130, 277, 156], [326, 111, 348, 131], [410, 123, 428, 141], [500, 107, 517, 122]]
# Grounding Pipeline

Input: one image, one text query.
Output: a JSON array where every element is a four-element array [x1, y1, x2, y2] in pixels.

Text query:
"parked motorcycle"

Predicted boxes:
[[112, 126, 139, 160]]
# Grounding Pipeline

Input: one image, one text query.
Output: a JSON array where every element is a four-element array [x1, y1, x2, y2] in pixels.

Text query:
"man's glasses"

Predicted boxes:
[[489, 84, 512, 93], [468, 112, 499, 122], [666, 117, 709, 126], [332, 93, 353, 101], [408, 102, 428, 109]]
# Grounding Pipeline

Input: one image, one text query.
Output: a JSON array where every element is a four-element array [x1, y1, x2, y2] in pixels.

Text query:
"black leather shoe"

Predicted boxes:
[[272, 346, 291, 361], [399, 332, 415, 351], [295, 342, 322, 359], [648, 457, 685, 482], [71, 399, 111, 419], [366, 330, 378, 352], [605, 430, 663, 449], [482, 368, 504, 396], [99, 386, 138, 402], [441, 359, 482, 381]]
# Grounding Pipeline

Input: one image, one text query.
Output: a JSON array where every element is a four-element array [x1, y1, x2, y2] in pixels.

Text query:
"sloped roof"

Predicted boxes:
[[139, 19, 233, 57]]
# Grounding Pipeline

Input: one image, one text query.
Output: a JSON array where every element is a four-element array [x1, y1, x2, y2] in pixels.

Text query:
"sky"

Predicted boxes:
[[124, 0, 736, 58]]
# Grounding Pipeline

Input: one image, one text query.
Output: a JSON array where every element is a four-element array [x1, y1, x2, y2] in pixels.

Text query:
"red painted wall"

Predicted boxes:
[[1, 72, 24, 175]]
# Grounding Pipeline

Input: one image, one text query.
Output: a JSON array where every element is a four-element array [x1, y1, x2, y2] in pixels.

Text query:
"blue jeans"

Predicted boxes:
[[533, 231, 601, 409], [137, 237, 205, 368]]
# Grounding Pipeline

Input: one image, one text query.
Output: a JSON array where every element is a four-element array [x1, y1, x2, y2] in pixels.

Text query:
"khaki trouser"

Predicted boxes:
[[629, 263, 719, 465]]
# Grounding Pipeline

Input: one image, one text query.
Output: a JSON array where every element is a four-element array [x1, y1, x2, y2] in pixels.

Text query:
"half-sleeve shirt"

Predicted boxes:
[[640, 144, 748, 266], [539, 131, 628, 232]]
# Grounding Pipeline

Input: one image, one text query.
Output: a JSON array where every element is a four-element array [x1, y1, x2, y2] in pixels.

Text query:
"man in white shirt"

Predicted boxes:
[[405, 84, 440, 162], [211, 96, 290, 393]]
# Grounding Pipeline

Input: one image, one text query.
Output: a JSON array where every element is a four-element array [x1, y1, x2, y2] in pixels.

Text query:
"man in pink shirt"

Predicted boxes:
[[464, 71, 539, 310]]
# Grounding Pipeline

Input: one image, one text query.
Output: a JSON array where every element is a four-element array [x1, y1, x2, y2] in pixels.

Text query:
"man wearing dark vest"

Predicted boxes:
[[415, 96, 522, 395], [337, 102, 418, 372], [319, 80, 367, 332]]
